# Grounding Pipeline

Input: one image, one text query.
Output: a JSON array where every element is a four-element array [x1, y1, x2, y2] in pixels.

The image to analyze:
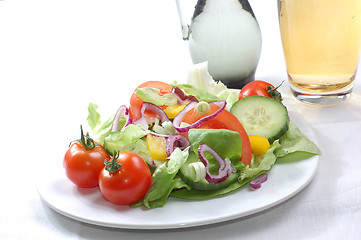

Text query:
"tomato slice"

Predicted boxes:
[[129, 81, 173, 121], [181, 105, 252, 166]]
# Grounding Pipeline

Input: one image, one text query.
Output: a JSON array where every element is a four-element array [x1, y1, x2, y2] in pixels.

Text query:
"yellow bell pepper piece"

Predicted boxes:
[[249, 135, 271, 156], [163, 104, 186, 119], [146, 134, 168, 161]]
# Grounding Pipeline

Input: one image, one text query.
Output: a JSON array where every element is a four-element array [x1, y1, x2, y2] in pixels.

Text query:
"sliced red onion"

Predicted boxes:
[[249, 173, 268, 190], [147, 157, 156, 167], [198, 144, 234, 184], [173, 101, 226, 132], [149, 131, 172, 138], [111, 105, 132, 132], [133, 102, 170, 130], [165, 134, 190, 156], [172, 101, 197, 131], [173, 87, 198, 103]]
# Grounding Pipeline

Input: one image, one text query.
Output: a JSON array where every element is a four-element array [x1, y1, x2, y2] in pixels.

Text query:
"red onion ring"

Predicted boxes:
[[111, 105, 132, 132], [198, 144, 234, 184], [249, 173, 268, 190], [173, 101, 227, 132], [149, 131, 172, 138], [165, 134, 190, 156], [133, 102, 171, 130], [147, 157, 156, 167]]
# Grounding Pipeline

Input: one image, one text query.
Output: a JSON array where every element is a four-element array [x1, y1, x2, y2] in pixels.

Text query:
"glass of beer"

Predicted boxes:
[[278, 0, 361, 106]]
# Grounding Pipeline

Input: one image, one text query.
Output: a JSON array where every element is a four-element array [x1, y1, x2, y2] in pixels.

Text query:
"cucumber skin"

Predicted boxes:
[[179, 153, 240, 191], [268, 116, 289, 143], [230, 96, 289, 143]]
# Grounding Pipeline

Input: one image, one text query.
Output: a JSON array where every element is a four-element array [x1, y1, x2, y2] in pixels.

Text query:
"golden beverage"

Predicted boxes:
[[278, 0, 361, 105]]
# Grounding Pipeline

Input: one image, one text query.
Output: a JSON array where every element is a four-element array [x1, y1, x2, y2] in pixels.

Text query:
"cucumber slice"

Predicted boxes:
[[230, 96, 289, 143], [179, 152, 239, 191]]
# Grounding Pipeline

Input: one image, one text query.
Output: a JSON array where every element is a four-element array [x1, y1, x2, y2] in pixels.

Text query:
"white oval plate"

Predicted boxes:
[[36, 109, 319, 229]]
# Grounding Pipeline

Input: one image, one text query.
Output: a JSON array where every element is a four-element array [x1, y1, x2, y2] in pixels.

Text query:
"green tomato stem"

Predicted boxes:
[[267, 81, 284, 102], [105, 151, 122, 173], [78, 125, 96, 150]]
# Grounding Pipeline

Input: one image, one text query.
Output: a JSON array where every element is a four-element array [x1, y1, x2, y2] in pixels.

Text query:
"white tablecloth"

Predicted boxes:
[[1, 0, 360, 239]]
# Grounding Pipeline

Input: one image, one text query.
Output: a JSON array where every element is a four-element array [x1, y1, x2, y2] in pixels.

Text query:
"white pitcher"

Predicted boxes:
[[175, 0, 262, 88]]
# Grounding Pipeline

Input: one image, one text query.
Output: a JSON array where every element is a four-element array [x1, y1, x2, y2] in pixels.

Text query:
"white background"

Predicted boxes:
[[1, 0, 361, 239]]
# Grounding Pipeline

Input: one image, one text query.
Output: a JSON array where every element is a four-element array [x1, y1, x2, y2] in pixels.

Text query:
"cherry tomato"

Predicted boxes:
[[239, 80, 282, 101], [63, 126, 110, 188], [129, 81, 173, 121], [181, 105, 252, 166], [98, 152, 152, 205]]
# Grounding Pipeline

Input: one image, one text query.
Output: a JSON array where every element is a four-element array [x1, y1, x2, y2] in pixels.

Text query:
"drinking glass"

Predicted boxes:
[[278, 0, 361, 106]]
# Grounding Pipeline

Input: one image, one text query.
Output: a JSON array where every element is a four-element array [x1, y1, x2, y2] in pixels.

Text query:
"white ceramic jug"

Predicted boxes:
[[176, 0, 262, 88]]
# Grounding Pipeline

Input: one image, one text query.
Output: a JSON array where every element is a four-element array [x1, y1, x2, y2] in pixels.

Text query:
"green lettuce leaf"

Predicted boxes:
[[188, 128, 244, 171], [239, 141, 280, 182], [135, 87, 178, 106], [171, 140, 280, 200], [103, 124, 149, 157], [275, 121, 321, 162], [87, 103, 116, 144], [172, 82, 219, 102], [182, 61, 239, 109], [141, 147, 190, 209], [171, 181, 242, 199], [215, 89, 239, 111], [186, 61, 229, 95], [152, 119, 177, 135]]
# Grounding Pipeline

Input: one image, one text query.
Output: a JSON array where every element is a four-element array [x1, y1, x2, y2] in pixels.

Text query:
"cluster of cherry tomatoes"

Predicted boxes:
[[63, 127, 152, 205]]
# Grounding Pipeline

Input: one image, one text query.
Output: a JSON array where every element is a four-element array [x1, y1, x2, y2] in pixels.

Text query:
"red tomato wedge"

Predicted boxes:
[[129, 81, 173, 121], [181, 105, 252, 166]]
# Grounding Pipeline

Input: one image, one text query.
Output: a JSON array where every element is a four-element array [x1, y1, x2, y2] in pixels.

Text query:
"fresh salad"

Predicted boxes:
[[63, 62, 321, 209]]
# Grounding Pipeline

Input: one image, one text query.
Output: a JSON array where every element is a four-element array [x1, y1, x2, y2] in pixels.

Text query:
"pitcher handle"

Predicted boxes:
[[175, 0, 190, 40]]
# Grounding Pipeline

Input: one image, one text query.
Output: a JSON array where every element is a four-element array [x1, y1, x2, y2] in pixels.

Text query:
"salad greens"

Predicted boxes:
[[140, 147, 190, 209], [87, 103, 114, 144], [275, 121, 321, 162], [104, 125, 150, 161], [188, 128, 244, 172], [135, 87, 178, 106], [85, 63, 321, 209], [185, 61, 239, 109]]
